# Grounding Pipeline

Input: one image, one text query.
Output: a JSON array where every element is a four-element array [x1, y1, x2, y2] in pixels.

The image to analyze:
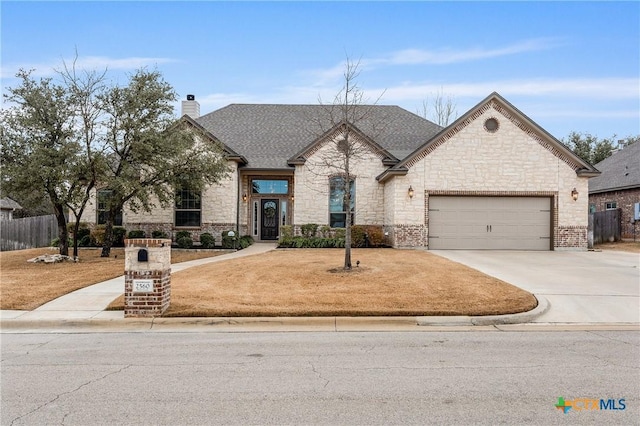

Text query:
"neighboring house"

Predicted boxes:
[[75, 92, 600, 250], [0, 197, 22, 221], [588, 141, 640, 240]]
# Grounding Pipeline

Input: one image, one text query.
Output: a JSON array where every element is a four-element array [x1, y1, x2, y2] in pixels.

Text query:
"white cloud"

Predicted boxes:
[[1, 56, 177, 80], [383, 38, 561, 65], [302, 38, 563, 86], [376, 77, 639, 102]]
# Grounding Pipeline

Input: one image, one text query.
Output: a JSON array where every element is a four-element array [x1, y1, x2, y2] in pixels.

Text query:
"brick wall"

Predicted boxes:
[[589, 188, 640, 239], [124, 238, 171, 318]]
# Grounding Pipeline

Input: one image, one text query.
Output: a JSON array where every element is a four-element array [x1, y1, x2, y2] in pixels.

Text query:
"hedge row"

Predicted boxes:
[[278, 225, 386, 248]]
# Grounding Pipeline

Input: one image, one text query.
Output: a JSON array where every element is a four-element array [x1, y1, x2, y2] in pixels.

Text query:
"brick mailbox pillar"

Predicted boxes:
[[124, 238, 171, 318]]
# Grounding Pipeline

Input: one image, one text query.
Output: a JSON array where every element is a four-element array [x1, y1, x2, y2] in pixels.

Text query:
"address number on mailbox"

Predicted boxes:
[[132, 279, 154, 293]]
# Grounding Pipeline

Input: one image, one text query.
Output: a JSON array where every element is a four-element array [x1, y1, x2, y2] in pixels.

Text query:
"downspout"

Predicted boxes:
[[236, 167, 241, 236]]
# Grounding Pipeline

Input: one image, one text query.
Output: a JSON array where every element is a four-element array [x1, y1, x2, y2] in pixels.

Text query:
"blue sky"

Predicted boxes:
[[2, 1, 639, 140]]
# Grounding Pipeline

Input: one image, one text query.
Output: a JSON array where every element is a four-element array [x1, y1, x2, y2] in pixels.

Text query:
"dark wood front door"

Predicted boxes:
[[261, 199, 279, 240]]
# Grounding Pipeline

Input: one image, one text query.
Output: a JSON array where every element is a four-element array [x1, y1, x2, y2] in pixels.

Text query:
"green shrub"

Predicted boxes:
[[351, 226, 366, 248], [175, 230, 191, 240], [221, 230, 236, 249], [128, 230, 145, 238], [79, 234, 92, 247], [176, 236, 193, 249], [91, 226, 106, 246], [238, 235, 254, 249], [199, 232, 216, 248], [280, 225, 293, 238], [112, 227, 126, 247], [152, 230, 168, 239], [277, 236, 344, 248], [334, 228, 346, 239], [301, 223, 318, 238], [319, 225, 331, 238], [50, 237, 73, 247]]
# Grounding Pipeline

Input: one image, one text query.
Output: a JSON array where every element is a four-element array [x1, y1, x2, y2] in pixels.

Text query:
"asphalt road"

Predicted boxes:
[[2, 330, 638, 425]]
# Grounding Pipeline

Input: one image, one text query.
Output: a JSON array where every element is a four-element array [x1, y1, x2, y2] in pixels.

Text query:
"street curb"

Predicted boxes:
[[416, 295, 550, 326], [1, 297, 551, 331]]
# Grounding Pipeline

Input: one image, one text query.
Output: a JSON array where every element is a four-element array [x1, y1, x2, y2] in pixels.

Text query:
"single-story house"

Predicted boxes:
[[0, 197, 22, 221], [76, 92, 600, 250], [588, 141, 640, 240]]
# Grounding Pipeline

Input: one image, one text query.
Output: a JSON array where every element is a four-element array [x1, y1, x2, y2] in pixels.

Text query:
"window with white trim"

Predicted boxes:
[[175, 189, 201, 227], [605, 201, 617, 210]]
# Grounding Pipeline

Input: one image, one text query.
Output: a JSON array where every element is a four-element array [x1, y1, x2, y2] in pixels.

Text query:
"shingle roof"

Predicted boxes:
[[195, 104, 442, 169], [589, 142, 640, 193]]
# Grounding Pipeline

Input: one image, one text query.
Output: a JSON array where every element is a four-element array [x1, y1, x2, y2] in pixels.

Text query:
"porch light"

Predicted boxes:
[[291, 194, 295, 202], [408, 186, 414, 198], [242, 193, 247, 202], [571, 188, 579, 201]]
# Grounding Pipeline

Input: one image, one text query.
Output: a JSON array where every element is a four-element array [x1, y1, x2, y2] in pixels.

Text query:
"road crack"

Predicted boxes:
[[9, 364, 131, 426]]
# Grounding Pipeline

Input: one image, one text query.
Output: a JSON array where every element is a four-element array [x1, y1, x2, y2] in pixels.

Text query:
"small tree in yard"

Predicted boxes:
[[310, 58, 385, 270], [97, 69, 229, 257]]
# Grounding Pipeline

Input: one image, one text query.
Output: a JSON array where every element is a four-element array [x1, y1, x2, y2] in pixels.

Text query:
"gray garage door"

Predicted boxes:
[[428, 196, 551, 250]]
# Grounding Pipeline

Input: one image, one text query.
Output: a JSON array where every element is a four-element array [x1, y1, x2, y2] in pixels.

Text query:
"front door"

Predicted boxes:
[[261, 199, 279, 240]]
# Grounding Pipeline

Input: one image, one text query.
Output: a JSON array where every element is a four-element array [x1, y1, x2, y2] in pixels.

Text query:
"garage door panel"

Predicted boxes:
[[428, 196, 551, 250]]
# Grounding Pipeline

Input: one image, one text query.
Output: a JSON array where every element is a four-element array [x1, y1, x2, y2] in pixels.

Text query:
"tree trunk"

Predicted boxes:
[[100, 209, 116, 257], [53, 204, 69, 256], [343, 156, 352, 270], [72, 220, 83, 259]]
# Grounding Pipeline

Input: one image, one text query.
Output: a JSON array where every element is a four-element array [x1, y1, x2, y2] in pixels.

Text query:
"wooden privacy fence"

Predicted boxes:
[[0, 215, 57, 251], [589, 209, 621, 245]]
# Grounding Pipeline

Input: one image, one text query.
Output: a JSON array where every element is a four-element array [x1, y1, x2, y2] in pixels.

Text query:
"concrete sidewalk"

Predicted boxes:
[[0, 243, 278, 322]]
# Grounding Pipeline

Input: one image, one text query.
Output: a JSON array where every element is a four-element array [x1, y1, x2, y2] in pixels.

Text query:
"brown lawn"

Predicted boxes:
[[2, 246, 539, 316], [0, 248, 228, 310], [157, 248, 537, 317]]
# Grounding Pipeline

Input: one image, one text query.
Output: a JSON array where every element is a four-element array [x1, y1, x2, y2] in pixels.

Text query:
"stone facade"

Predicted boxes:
[[589, 187, 640, 239], [384, 102, 591, 250], [70, 94, 597, 250], [293, 135, 387, 226]]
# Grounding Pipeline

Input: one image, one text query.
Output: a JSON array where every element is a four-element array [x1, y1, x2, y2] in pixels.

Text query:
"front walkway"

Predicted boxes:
[[0, 243, 277, 321]]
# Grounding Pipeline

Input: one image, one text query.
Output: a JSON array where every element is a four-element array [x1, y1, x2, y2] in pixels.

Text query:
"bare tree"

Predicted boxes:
[[417, 89, 458, 127], [308, 58, 385, 270]]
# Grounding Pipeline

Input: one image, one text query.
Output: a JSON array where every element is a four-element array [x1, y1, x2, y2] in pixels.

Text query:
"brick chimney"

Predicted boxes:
[[181, 94, 200, 119]]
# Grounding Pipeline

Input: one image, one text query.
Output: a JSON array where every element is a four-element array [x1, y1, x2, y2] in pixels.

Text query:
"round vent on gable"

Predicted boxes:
[[484, 118, 499, 133]]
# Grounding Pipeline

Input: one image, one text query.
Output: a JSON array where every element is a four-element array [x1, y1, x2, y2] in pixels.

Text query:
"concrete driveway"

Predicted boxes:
[[431, 250, 640, 324]]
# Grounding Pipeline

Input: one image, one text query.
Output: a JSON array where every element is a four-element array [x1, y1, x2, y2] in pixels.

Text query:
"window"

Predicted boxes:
[[605, 201, 617, 210], [252, 179, 289, 194], [175, 189, 201, 227], [97, 190, 122, 226], [329, 176, 355, 228]]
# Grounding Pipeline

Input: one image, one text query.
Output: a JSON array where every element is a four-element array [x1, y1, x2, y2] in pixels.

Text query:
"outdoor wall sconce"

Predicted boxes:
[[291, 195, 295, 202], [571, 188, 579, 201], [242, 193, 247, 202], [408, 186, 414, 198]]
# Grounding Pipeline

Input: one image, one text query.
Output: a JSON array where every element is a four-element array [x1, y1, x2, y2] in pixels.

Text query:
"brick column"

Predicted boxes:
[[124, 238, 171, 318]]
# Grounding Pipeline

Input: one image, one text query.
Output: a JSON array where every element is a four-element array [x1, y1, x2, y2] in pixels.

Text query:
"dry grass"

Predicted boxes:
[[156, 248, 537, 317], [0, 248, 228, 310], [595, 241, 640, 253], [3, 247, 538, 316]]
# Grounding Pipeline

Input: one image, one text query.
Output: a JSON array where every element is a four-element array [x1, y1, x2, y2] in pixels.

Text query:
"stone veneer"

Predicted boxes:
[[124, 238, 171, 317], [383, 102, 591, 250]]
